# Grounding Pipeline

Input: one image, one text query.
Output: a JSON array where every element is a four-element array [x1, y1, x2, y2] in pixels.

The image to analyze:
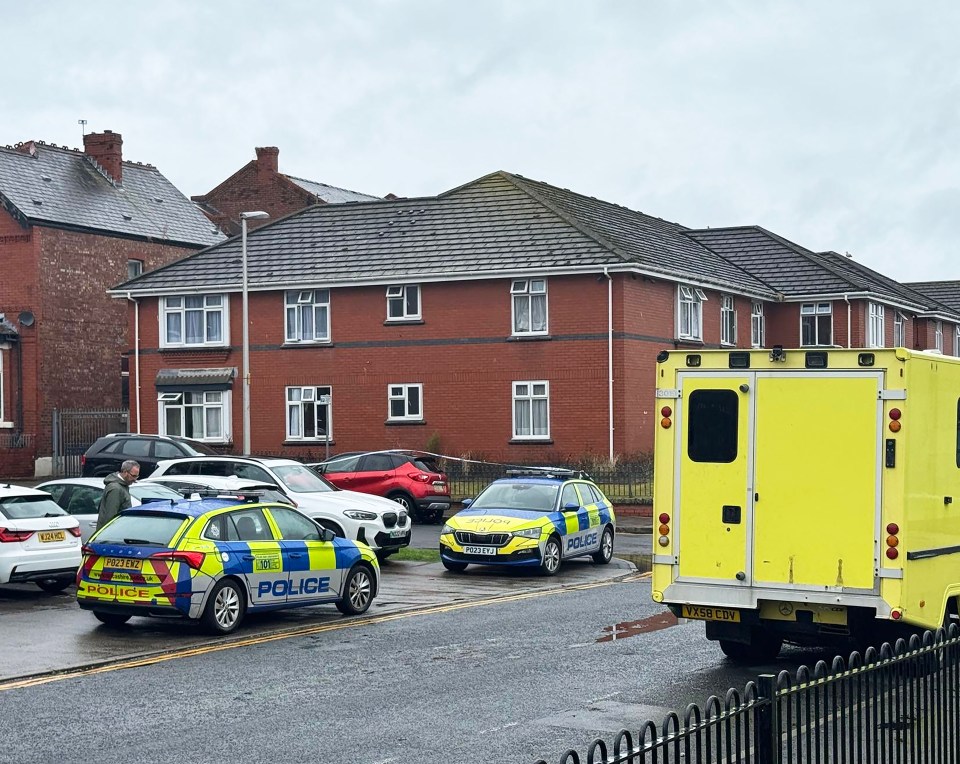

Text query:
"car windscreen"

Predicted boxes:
[[0, 495, 70, 520], [181, 440, 219, 456], [470, 482, 559, 512], [93, 513, 188, 546], [131, 484, 183, 502], [271, 464, 335, 493]]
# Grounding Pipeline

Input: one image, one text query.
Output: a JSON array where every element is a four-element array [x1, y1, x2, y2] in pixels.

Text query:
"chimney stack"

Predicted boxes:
[[83, 130, 123, 184], [255, 146, 279, 178]]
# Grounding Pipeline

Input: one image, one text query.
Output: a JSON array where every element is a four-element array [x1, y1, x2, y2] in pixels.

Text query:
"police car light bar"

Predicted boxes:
[[505, 467, 590, 480]]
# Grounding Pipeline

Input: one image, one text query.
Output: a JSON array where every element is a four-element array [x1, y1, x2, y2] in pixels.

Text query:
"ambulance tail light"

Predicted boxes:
[[889, 408, 902, 433], [658, 512, 670, 547], [885, 522, 900, 560], [660, 406, 672, 429], [151, 550, 206, 570]]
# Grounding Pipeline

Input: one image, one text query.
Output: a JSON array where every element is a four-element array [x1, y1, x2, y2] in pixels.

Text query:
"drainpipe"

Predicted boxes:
[[126, 293, 141, 433], [603, 267, 613, 461], [844, 294, 851, 348]]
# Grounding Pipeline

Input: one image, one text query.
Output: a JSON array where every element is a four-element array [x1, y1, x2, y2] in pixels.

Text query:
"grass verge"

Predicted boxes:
[[391, 547, 441, 563]]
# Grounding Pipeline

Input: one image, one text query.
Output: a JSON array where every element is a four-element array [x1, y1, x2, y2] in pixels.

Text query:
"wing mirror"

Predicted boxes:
[[562, 502, 581, 512], [461, 498, 474, 507]]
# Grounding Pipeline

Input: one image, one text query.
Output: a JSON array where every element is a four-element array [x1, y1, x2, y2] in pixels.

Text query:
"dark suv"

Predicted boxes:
[[80, 434, 219, 478], [311, 450, 451, 523]]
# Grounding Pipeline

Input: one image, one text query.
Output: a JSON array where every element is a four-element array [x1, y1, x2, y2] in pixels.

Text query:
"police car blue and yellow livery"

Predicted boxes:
[[76, 497, 380, 634], [439, 471, 616, 575]]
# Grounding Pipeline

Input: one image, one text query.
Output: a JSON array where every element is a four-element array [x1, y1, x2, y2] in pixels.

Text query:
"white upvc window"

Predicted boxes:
[[720, 295, 736, 346], [286, 386, 332, 441], [955, 327, 960, 357], [751, 302, 765, 348], [935, 320, 943, 352], [285, 289, 330, 343], [894, 312, 905, 348], [513, 381, 549, 439], [678, 285, 707, 341], [386, 285, 421, 321], [800, 303, 833, 347], [867, 302, 885, 348], [388, 383, 422, 421], [162, 295, 226, 347], [511, 279, 548, 335], [158, 391, 229, 442]]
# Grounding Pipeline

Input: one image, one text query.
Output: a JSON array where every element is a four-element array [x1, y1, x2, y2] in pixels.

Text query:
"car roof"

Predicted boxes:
[[145, 475, 280, 490], [156, 455, 300, 466], [122, 497, 283, 519], [37, 477, 106, 487], [0, 483, 53, 498]]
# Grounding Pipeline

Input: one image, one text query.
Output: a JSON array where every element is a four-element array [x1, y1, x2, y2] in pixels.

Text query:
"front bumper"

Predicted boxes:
[[357, 524, 411, 551], [440, 543, 542, 567]]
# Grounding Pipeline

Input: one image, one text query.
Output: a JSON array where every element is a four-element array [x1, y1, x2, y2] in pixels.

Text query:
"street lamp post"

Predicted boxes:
[[240, 210, 269, 455]]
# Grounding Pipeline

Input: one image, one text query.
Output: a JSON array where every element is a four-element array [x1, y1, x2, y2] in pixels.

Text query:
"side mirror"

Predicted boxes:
[[461, 498, 474, 508], [321, 527, 336, 543], [561, 502, 581, 512]]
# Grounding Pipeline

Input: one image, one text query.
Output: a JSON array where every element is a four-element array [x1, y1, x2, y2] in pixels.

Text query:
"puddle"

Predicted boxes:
[[597, 611, 678, 642], [616, 553, 652, 573]]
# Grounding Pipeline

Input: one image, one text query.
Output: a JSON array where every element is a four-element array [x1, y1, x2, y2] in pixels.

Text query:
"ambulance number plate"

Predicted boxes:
[[682, 605, 741, 623], [463, 545, 497, 556]]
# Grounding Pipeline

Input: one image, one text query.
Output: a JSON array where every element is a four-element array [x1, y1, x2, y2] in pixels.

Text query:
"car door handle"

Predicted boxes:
[[241, 554, 255, 561], [289, 552, 303, 559]]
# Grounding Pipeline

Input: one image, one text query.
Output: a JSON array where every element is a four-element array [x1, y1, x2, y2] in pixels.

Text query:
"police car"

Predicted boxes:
[[76, 496, 379, 634], [439, 470, 616, 575]]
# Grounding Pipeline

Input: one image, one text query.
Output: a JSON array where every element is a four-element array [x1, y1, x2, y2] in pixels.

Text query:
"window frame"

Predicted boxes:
[[160, 294, 228, 348], [157, 390, 230, 443], [386, 284, 421, 322], [867, 302, 885, 348], [127, 259, 143, 281], [720, 295, 736, 346], [800, 303, 833, 347], [894, 312, 905, 349], [387, 383, 423, 422], [751, 302, 765, 348], [512, 380, 550, 440], [284, 289, 331, 344], [677, 285, 707, 341], [510, 279, 548, 336], [286, 385, 332, 441], [935, 320, 944, 352]]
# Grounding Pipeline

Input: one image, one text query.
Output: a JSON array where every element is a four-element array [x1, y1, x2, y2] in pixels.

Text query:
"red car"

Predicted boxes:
[[311, 451, 451, 524]]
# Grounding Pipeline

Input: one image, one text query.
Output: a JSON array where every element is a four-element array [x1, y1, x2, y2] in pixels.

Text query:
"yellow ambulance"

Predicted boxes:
[[651, 346, 960, 660]]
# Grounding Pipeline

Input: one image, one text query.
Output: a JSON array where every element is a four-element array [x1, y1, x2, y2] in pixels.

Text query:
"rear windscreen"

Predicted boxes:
[[0, 495, 69, 520], [688, 389, 739, 463], [94, 513, 188, 546]]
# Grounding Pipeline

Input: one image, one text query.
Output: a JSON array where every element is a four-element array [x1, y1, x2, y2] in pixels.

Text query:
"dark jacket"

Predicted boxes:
[[97, 473, 133, 528]]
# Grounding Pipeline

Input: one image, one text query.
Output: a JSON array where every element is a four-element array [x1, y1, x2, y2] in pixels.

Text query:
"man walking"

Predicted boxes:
[[96, 460, 140, 529]]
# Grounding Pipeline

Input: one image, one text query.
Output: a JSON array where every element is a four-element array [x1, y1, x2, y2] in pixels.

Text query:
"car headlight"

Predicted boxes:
[[343, 509, 379, 521], [441, 524, 454, 535], [512, 527, 542, 539]]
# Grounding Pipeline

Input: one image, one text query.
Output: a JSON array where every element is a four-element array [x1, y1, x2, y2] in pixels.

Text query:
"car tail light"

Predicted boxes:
[[151, 550, 206, 570], [67, 526, 82, 538], [412, 472, 432, 483], [81, 544, 95, 555], [0, 527, 33, 543], [80, 455, 86, 468]]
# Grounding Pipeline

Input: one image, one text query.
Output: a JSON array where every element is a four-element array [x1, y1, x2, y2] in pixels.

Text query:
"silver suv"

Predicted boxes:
[[149, 456, 411, 559]]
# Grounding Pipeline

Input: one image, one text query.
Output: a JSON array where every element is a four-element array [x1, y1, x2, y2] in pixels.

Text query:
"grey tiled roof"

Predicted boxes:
[[156, 367, 237, 389], [0, 143, 225, 247], [904, 281, 960, 313], [284, 175, 379, 203], [686, 227, 955, 316], [113, 171, 776, 297]]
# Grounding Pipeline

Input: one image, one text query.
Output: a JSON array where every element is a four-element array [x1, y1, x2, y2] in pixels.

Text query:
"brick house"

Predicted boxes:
[[112, 170, 960, 464], [0, 130, 224, 476], [191, 146, 379, 236]]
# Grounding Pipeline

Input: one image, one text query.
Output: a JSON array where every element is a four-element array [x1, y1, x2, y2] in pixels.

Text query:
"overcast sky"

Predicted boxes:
[[4, 1, 958, 282]]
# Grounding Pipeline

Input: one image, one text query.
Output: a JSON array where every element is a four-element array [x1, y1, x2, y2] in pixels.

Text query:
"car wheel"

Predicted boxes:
[[375, 549, 395, 562], [430, 508, 446, 524], [442, 559, 468, 573], [592, 526, 615, 564], [719, 629, 783, 663], [317, 520, 345, 538], [388, 492, 416, 516], [35, 578, 72, 594], [93, 611, 131, 627], [201, 579, 246, 635], [336, 564, 375, 615], [540, 536, 562, 576]]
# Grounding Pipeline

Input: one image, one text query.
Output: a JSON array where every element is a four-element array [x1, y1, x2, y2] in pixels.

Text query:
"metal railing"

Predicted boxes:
[[51, 408, 129, 477], [535, 624, 960, 763]]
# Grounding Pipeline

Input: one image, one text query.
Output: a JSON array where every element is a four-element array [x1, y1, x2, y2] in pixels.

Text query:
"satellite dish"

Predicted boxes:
[[17, 311, 35, 327]]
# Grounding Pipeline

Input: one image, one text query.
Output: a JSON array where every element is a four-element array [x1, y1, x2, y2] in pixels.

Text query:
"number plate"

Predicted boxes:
[[463, 545, 497, 556], [103, 557, 142, 570], [681, 605, 741, 623], [38, 530, 66, 543], [389, 529, 407, 538]]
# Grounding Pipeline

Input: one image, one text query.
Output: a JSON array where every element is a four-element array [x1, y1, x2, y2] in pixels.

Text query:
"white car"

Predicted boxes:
[[148, 456, 412, 558], [0, 484, 82, 592], [36, 477, 184, 542], [141, 474, 294, 506]]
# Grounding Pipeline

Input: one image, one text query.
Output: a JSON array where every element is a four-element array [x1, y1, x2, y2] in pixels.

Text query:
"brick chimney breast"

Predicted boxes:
[[83, 130, 123, 184], [255, 146, 279, 176]]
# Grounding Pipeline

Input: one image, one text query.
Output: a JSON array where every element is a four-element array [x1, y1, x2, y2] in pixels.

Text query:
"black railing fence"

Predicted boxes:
[[535, 625, 960, 764]]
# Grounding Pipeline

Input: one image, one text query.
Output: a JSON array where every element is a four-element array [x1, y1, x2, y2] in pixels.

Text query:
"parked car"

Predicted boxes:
[[142, 474, 294, 506], [439, 469, 616, 575], [80, 433, 219, 478], [148, 456, 411, 559], [0, 484, 82, 592], [310, 450, 451, 523], [36, 477, 184, 542], [77, 496, 379, 634]]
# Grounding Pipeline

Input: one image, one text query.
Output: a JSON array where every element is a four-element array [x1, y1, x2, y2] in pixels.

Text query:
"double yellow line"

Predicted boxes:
[[1, 573, 649, 692]]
